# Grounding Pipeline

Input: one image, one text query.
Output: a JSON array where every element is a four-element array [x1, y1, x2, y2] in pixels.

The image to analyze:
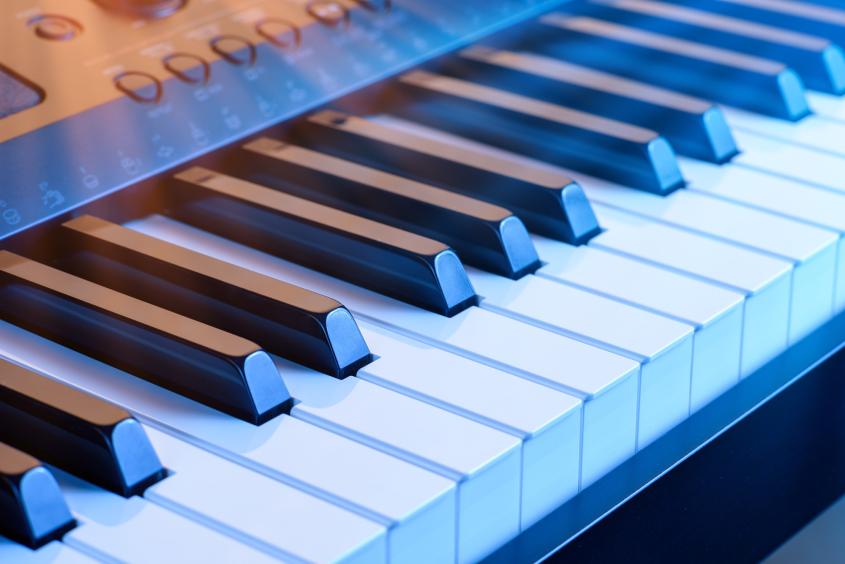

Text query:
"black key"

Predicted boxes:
[[293, 110, 601, 243], [169, 167, 478, 316], [0, 441, 75, 548], [394, 69, 684, 194], [60, 215, 372, 378], [0, 357, 166, 497], [458, 46, 738, 163], [588, 0, 845, 94], [0, 251, 291, 424], [684, 0, 845, 45], [531, 12, 809, 120], [240, 138, 540, 279]]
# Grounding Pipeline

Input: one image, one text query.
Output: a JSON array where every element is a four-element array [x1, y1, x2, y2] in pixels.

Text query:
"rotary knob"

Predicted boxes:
[[93, 0, 187, 19]]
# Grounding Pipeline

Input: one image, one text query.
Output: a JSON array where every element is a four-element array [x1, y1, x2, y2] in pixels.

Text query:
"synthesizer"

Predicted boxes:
[[2, 0, 845, 562]]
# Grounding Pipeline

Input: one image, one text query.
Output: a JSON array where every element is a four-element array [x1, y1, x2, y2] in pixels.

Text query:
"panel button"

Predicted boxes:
[[307, 1, 350, 28], [30, 14, 81, 41], [114, 71, 162, 104], [210, 35, 256, 66], [256, 18, 301, 50], [163, 53, 209, 84]]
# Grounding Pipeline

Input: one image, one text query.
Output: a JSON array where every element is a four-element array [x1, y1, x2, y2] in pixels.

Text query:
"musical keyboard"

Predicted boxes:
[[3, 0, 845, 562]]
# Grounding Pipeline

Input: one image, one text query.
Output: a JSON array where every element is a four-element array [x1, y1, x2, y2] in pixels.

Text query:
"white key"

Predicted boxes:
[[591, 203, 792, 376], [55, 471, 280, 564], [0, 323, 457, 564], [469, 269, 693, 446], [281, 360, 521, 562], [0, 538, 96, 564], [144, 427, 388, 564], [682, 154, 845, 314], [533, 237, 745, 411], [724, 106, 845, 160], [356, 322, 582, 529], [130, 215, 641, 489], [580, 175, 838, 342]]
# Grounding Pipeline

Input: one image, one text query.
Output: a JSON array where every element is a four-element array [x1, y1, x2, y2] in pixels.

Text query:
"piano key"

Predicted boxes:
[[170, 166, 477, 316], [60, 215, 372, 378], [579, 179, 838, 342], [355, 321, 582, 529], [0, 251, 290, 425], [0, 325, 460, 563], [356, 114, 746, 402], [144, 427, 389, 564], [535, 239, 745, 408], [130, 214, 640, 488], [681, 154, 845, 314], [469, 269, 693, 445], [281, 362, 522, 561], [590, 204, 792, 377], [588, 0, 845, 93], [536, 12, 809, 120], [240, 138, 540, 279], [686, 0, 845, 44], [726, 103, 845, 155], [55, 470, 285, 564], [294, 110, 600, 244], [395, 70, 684, 194], [458, 46, 738, 163], [0, 442, 75, 549], [0, 538, 96, 564], [0, 357, 165, 497]]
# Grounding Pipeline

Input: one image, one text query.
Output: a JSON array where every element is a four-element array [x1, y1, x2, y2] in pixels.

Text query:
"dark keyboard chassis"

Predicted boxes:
[[485, 309, 845, 563]]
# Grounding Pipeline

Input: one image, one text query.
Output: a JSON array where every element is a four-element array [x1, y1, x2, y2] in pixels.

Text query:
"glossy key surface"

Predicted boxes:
[[283, 363, 522, 562], [131, 215, 640, 489], [587, 0, 845, 93], [241, 138, 540, 279], [536, 12, 808, 119], [459, 45, 738, 163], [0, 357, 164, 497], [170, 167, 477, 316], [0, 321, 458, 563], [0, 251, 290, 424], [61, 215, 372, 378], [395, 70, 684, 193], [356, 321, 583, 529], [295, 110, 600, 244], [0, 442, 75, 548]]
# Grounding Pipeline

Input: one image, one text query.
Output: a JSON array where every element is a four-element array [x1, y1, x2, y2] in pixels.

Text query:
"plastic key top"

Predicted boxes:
[[395, 70, 684, 194], [458, 46, 737, 163], [240, 138, 540, 279], [536, 12, 809, 120], [60, 215, 372, 378], [356, 321, 583, 529], [0, 538, 96, 564], [0, 357, 165, 496], [0, 441, 75, 548], [0, 322, 459, 563], [170, 167, 477, 316], [282, 364, 523, 562], [591, 0, 845, 93], [130, 214, 641, 490], [144, 427, 389, 564], [294, 110, 600, 243], [55, 470, 286, 564], [0, 251, 290, 424]]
